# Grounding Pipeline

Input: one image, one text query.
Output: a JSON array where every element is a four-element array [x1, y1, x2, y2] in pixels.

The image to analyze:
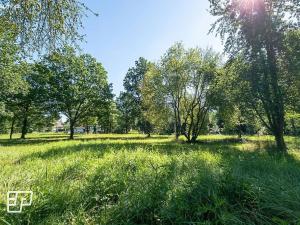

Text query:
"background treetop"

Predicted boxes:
[[0, 0, 95, 54], [209, 0, 300, 56]]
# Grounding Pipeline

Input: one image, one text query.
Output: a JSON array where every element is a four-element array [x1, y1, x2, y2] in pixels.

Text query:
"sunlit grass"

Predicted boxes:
[[0, 133, 299, 224]]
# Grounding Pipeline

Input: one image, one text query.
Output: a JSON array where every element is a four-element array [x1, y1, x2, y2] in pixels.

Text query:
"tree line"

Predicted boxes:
[[116, 35, 299, 152], [0, 0, 299, 152]]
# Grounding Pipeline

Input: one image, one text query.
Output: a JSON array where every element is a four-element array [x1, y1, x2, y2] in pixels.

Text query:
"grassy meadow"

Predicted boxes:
[[0, 133, 299, 225]]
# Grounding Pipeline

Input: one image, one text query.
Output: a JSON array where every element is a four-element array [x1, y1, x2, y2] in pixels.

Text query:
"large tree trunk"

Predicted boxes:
[[20, 116, 28, 139], [274, 130, 286, 152], [10, 117, 15, 140], [69, 121, 75, 140], [268, 52, 287, 151]]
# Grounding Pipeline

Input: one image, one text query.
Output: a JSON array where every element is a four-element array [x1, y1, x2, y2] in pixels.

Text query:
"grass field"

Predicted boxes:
[[0, 133, 299, 225]]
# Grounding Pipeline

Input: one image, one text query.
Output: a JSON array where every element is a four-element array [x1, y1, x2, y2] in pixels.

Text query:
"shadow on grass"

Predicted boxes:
[[17, 141, 175, 162], [0, 137, 69, 146], [17, 136, 292, 163], [0, 135, 168, 146]]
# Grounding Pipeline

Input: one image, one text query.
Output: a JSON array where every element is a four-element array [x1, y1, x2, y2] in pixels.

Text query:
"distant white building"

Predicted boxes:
[[53, 120, 65, 132], [53, 120, 103, 134]]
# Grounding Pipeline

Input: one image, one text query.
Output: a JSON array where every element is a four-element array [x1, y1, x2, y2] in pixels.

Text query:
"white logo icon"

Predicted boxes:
[[7, 191, 33, 213]]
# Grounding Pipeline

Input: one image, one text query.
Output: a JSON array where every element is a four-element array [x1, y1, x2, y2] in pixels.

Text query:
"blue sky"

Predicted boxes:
[[80, 0, 223, 95]]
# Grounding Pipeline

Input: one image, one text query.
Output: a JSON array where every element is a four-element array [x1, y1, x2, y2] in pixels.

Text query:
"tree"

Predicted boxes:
[[116, 92, 135, 134], [0, 18, 25, 111], [282, 30, 300, 136], [142, 43, 221, 142], [97, 101, 118, 133], [0, 102, 13, 135], [43, 47, 111, 139], [122, 57, 152, 135], [4, 63, 50, 139], [180, 48, 220, 142], [209, 0, 300, 151], [0, 0, 92, 54], [282, 30, 300, 113], [159, 43, 221, 142], [0, 22, 23, 135], [211, 57, 259, 138], [97, 100, 118, 133], [142, 63, 171, 134], [160, 43, 189, 140]]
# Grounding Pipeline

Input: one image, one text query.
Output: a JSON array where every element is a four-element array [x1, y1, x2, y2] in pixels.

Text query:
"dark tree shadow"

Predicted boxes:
[[0, 135, 168, 146]]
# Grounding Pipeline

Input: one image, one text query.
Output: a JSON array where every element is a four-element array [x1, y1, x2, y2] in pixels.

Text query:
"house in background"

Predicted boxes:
[[53, 120, 65, 132], [53, 119, 105, 134]]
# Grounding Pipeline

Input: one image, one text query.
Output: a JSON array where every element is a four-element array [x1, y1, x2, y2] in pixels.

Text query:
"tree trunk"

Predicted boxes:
[[10, 117, 15, 140], [175, 117, 182, 140], [175, 132, 180, 141], [191, 135, 197, 143], [70, 121, 75, 140], [20, 116, 28, 139], [265, 39, 287, 152], [173, 101, 182, 141], [238, 132, 242, 139], [274, 130, 286, 152], [237, 125, 242, 139], [184, 133, 190, 142], [174, 108, 179, 141], [109, 121, 112, 133], [291, 119, 297, 136]]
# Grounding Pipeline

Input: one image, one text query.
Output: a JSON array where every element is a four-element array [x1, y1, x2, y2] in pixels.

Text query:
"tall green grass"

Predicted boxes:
[[0, 133, 299, 224]]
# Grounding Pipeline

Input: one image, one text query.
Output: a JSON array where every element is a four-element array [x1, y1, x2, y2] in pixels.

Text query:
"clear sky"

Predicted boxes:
[[80, 0, 223, 95]]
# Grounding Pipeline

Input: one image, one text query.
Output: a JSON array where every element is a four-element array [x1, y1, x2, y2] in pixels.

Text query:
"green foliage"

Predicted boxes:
[[3, 63, 54, 139], [97, 100, 119, 133], [282, 30, 300, 112], [0, 0, 90, 54], [208, 0, 299, 56], [118, 57, 152, 135], [212, 58, 260, 136], [142, 43, 221, 142], [116, 92, 135, 133], [209, 0, 300, 151], [142, 63, 171, 133], [0, 18, 22, 97], [285, 111, 300, 135], [41, 47, 112, 139]]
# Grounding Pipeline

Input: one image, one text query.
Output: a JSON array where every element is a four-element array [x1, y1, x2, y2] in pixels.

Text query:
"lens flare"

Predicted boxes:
[[237, 0, 263, 15]]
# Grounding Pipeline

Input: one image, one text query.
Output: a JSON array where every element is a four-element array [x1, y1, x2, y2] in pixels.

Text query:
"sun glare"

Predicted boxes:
[[238, 0, 262, 15]]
